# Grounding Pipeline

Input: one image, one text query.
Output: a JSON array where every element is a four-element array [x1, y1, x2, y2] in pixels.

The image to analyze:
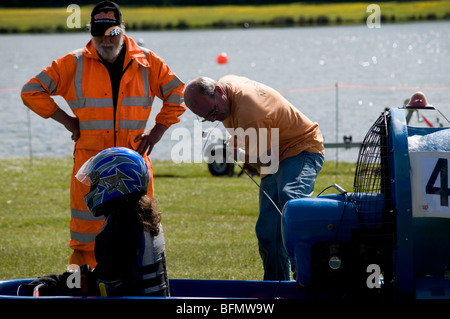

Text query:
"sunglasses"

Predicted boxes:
[[199, 92, 219, 122], [200, 107, 219, 122]]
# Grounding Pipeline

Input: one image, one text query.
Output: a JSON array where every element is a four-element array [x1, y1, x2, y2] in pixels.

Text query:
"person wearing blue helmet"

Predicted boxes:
[[20, 147, 169, 297]]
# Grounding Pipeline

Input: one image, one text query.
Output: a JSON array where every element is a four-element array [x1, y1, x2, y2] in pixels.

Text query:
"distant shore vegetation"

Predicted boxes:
[[0, 1, 449, 34]]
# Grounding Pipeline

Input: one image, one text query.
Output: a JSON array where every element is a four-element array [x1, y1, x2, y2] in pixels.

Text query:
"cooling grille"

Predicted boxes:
[[352, 111, 392, 228]]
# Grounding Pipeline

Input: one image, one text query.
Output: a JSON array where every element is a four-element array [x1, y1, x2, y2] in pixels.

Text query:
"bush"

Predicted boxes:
[[270, 16, 295, 27], [176, 20, 190, 30], [316, 15, 330, 25]]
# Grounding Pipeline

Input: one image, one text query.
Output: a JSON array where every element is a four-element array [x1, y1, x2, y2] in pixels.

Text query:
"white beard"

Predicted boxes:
[[93, 34, 124, 63]]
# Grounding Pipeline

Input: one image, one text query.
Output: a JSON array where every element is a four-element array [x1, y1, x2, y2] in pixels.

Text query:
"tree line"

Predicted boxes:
[[1, 0, 417, 8]]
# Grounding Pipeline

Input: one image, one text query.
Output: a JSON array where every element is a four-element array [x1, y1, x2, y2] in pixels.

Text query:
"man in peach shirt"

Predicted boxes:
[[184, 75, 324, 280]]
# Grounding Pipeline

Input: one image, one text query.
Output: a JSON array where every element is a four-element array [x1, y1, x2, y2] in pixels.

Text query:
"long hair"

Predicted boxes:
[[101, 192, 161, 236]]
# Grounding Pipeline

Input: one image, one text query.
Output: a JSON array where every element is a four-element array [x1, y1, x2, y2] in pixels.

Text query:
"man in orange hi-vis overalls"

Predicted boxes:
[[21, 1, 185, 269]]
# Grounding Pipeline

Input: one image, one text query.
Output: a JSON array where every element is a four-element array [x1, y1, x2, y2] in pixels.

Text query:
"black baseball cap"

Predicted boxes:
[[90, 1, 123, 37]]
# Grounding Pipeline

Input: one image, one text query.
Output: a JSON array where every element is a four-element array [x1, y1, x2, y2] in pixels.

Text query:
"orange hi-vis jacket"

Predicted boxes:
[[21, 35, 185, 268]]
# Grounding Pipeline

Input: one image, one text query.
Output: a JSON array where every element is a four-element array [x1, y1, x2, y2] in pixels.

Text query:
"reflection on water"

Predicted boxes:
[[0, 21, 449, 162]]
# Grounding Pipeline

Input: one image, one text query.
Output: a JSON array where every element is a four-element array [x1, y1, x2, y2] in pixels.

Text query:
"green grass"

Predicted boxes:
[[0, 1, 449, 33], [0, 157, 355, 281]]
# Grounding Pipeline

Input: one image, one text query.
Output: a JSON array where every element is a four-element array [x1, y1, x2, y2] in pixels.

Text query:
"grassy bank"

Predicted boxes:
[[0, 158, 356, 281], [0, 1, 449, 33]]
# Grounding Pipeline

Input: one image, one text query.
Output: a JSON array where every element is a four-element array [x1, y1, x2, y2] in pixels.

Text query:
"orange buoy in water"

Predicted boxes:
[[217, 52, 228, 64]]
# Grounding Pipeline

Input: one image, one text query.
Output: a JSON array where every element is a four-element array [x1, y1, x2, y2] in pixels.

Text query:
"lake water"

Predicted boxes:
[[0, 21, 449, 163]]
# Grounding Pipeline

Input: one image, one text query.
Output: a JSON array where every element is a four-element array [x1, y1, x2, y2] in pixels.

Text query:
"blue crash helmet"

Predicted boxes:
[[76, 147, 149, 217]]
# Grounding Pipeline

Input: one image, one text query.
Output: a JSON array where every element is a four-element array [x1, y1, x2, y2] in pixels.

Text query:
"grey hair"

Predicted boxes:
[[196, 77, 216, 97]]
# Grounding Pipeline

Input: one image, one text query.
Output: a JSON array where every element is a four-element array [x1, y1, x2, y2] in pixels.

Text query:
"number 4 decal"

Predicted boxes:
[[425, 158, 449, 207]]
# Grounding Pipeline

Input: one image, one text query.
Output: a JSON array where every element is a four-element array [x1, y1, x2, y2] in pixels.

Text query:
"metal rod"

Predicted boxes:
[[335, 82, 339, 167], [26, 108, 33, 165], [234, 161, 282, 216], [324, 142, 362, 149]]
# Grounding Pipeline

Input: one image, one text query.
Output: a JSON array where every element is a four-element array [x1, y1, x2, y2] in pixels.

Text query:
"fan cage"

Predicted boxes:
[[352, 111, 393, 228], [350, 111, 396, 293]]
